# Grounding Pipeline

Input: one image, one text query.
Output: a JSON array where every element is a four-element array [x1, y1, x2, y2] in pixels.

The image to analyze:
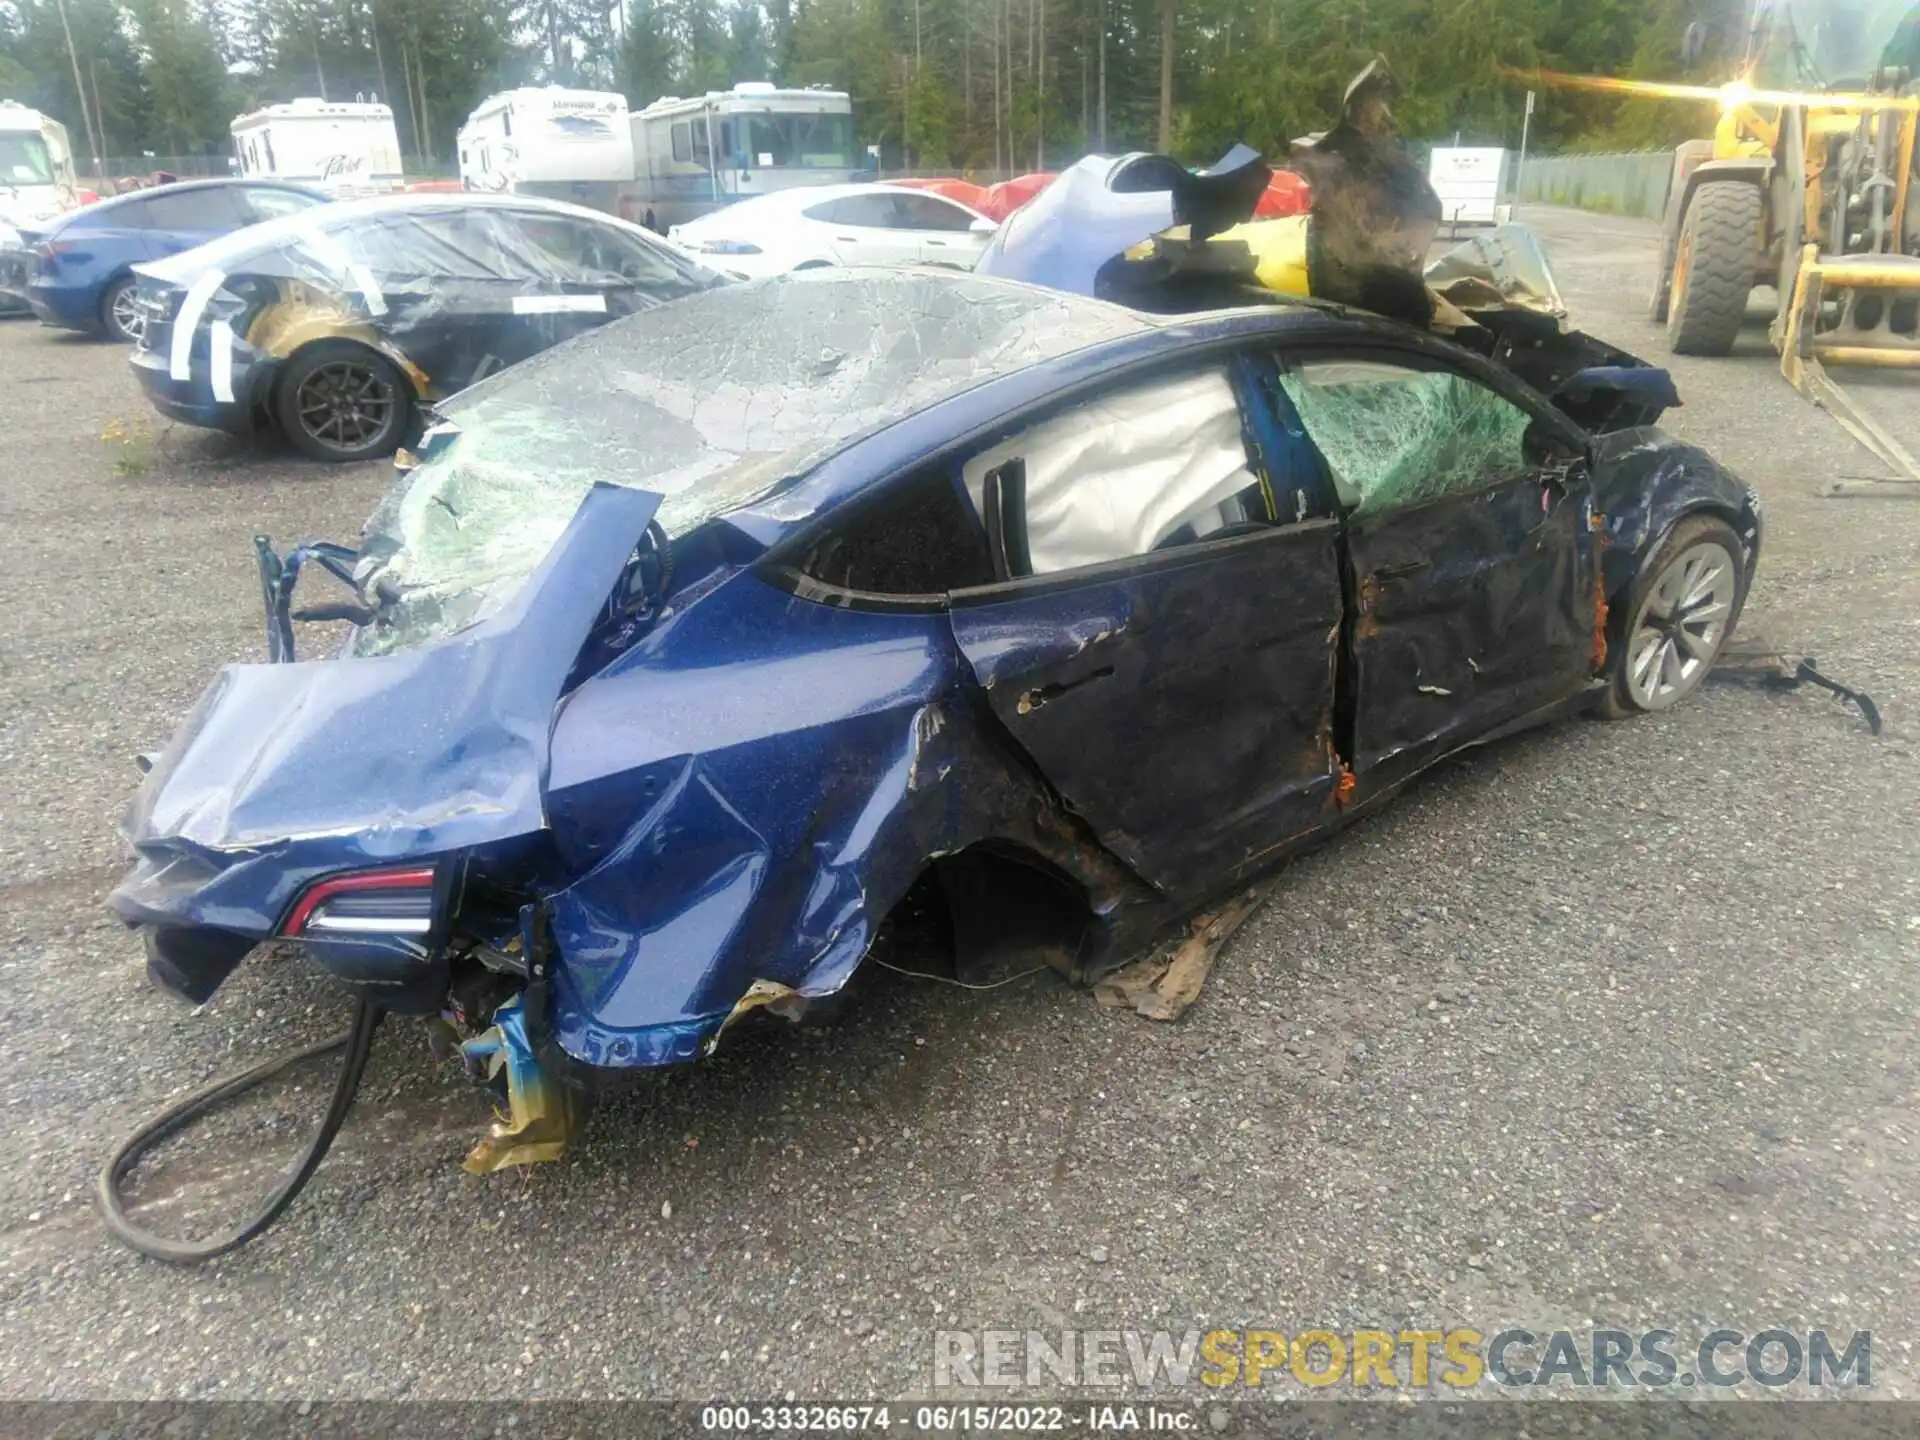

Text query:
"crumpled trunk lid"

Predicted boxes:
[[110, 482, 662, 941]]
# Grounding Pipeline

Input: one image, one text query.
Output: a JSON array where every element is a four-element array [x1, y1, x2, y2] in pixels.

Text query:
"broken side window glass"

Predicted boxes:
[[791, 469, 995, 596], [1278, 360, 1532, 516], [960, 366, 1271, 577]]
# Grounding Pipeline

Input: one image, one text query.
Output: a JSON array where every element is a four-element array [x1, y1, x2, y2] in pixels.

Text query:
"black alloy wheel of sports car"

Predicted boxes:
[[276, 342, 411, 463]]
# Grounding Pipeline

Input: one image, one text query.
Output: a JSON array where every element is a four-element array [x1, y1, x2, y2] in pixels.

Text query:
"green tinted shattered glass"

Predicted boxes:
[[1280, 363, 1532, 516]]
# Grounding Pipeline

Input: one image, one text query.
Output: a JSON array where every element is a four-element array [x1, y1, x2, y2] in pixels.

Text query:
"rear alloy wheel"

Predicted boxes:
[[100, 277, 144, 344], [1600, 514, 1745, 717], [275, 342, 410, 462], [1665, 181, 1760, 356]]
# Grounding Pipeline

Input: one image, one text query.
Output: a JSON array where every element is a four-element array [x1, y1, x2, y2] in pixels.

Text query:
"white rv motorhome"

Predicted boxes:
[[627, 83, 858, 229], [457, 87, 633, 214], [230, 98, 404, 196], [0, 101, 79, 314], [0, 101, 79, 228]]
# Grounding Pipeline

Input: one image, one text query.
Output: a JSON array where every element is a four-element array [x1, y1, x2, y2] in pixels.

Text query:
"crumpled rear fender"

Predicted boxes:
[[1590, 429, 1762, 600], [245, 279, 429, 394], [541, 569, 1148, 1069]]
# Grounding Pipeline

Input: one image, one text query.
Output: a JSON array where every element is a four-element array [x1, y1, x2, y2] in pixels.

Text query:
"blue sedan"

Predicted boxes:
[[6, 179, 325, 341], [108, 269, 1758, 1199]]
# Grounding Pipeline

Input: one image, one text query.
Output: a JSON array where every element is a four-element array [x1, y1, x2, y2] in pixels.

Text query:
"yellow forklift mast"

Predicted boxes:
[[1651, 0, 1920, 491]]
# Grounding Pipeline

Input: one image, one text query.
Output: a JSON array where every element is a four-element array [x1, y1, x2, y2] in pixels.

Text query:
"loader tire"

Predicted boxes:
[[1648, 139, 1715, 322], [1666, 180, 1760, 356]]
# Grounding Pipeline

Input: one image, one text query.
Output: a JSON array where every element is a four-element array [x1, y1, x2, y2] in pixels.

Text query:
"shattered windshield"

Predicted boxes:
[[349, 270, 1147, 656]]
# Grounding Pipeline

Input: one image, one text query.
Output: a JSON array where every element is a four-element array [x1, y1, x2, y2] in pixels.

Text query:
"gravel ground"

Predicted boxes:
[[0, 207, 1915, 1405]]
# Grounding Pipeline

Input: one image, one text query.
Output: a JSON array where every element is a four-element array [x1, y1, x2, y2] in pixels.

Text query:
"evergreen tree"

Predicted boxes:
[[0, 0, 1723, 173]]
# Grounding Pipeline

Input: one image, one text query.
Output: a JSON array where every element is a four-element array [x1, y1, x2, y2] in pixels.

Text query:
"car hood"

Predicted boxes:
[[109, 482, 661, 936]]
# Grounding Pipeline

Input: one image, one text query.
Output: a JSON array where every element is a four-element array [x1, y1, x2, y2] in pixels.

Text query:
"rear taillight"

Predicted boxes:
[[282, 866, 437, 936]]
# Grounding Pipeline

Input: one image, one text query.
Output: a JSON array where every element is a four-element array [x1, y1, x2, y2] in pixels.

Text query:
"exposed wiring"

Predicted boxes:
[[867, 955, 1050, 991]]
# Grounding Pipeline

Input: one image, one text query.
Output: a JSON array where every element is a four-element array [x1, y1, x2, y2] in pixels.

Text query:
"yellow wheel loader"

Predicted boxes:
[[1651, 0, 1920, 491]]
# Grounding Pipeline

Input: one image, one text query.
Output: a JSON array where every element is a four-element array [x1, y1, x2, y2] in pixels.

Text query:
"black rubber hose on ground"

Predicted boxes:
[[97, 995, 384, 1264]]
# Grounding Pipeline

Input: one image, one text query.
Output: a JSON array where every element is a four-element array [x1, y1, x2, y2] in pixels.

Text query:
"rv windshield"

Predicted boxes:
[[0, 134, 55, 186], [739, 112, 855, 168]]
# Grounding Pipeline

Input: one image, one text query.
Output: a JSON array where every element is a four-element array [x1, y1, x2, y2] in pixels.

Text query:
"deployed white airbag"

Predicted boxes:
[[963, 367, 1258, 576]]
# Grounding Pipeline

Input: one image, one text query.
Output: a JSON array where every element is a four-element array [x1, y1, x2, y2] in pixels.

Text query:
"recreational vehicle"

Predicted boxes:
[[0, 101, 78, 227], [231, 99, 404, 196], [457, 87, 633, 213], [627, 83, 858, 228]]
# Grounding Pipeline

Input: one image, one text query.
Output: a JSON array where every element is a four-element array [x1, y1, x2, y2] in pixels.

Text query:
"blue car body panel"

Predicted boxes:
[[114, 483, 660, 975], [543, 574, 969, 1065], [944, 521, 1348, 897], [26, 227, 143, 327], [25, 180, 325, 333], [1589, 427, 1765, 598]]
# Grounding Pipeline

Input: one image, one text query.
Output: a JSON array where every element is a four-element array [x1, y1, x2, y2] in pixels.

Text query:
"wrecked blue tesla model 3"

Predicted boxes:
[[108, 266, 1760, 1211]]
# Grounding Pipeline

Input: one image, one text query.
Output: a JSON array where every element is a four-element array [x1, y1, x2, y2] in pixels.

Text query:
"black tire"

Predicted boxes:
[[274, 341, 412, 463], [1598, 512, 1749, 719], [1647, 140, 1715, 323], [1665, 181, 1760, 356], [99, 275, 144, 343]]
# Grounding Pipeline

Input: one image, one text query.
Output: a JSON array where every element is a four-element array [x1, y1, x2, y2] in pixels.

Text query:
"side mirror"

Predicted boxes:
[[969, 216, 998, 235], [1523, 419, 1586, 467]]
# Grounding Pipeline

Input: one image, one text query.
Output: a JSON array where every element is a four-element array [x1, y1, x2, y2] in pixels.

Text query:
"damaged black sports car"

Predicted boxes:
[[125, 193, 727, 461]]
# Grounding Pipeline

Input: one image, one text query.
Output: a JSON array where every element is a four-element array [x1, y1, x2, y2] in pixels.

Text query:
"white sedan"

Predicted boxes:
[[668, 182, 996, 278]]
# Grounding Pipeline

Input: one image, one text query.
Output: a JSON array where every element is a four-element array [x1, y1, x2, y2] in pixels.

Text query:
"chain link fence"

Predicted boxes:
[[90, 155, 232, 182], [85, 155, 457, 190], [1515, 151, 1676, 220]]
